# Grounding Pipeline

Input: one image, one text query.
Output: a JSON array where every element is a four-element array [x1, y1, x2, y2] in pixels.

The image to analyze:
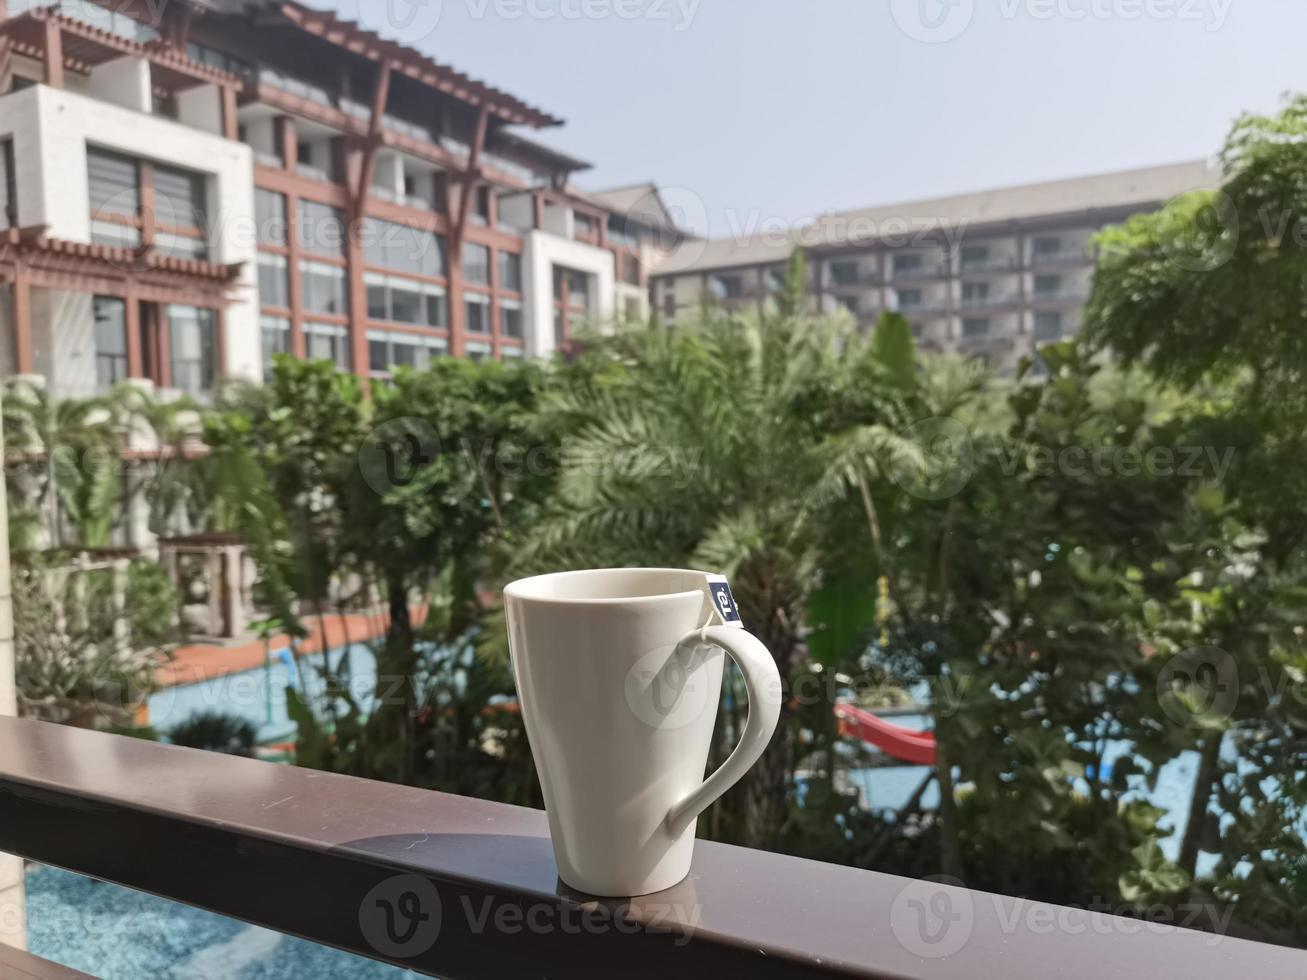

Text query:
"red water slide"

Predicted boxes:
[[834, 703, 937, 766]]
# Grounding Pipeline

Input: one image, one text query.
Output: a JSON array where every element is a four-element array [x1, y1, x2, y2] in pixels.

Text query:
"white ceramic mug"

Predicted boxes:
[[504, 568, 782, 896]]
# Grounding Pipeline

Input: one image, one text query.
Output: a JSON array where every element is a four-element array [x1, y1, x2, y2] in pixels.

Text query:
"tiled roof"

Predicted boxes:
[[274, 1, 563, 129]]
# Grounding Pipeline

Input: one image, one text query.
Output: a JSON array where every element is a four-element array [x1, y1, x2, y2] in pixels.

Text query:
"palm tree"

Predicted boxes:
[[2, 380, 120, 551], [516, 266, 924, 848]]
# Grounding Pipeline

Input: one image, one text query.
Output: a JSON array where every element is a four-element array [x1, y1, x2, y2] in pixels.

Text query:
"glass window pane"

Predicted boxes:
[[0, 140, 14, 230], [498, 251, 522, 291], [462, 243, 490, 285], [153, 164, 206, 231], [255, 189, 287, 246], [93, 296, 128, 388], [258, 255, 289, 308], [424, 291, 446, 328], [87, 148, 138, 217], [389, 283, 422, 324], [168, 305, 216, 396], [298, 200, 347, 257], [300, 261, 347, 315]]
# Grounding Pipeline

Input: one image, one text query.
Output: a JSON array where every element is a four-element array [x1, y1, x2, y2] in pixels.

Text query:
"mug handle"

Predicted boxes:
[[664, 624, 782, 836]]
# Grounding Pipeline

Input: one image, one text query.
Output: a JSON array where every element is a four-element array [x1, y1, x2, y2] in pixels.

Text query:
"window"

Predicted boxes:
[[465, 340, 493, 363], [155, 231, 208, 261], [0, 141, 15, 230], [897, 288, 923, 310], [168, 306, 217, 396], [87, 148, 209, 255], [710, 274, 743, 300], [465, 293, 491, 334], [362, 218, 445, 278], [1033, 236, 1063, 260], [305, 322, 350, 369], [59, 0, 158, 43], [962, 317, 991, 338], [554, 266, 592, 344], [258, 255, 290, 309], [829, 261, 859, 286], [153, 164, 206, 232], [185, 41, 253, 78], [499, 300, 524, 339], [87, 148, 139, 247], [499, 251, 523, 292], [472, 186, 491, 226], [1034, 274, 1062, 296], [255, 189, 287, 247], [961, 282, 990, 301], [300, 260, 348, 315], [893, 253, 923, 274], [367, 330, 446, 376], [663, 292, 676, 318], [365, 273, 445, 327], [298, 200, 347, 257], [463, 243, 491, 286], [574, 212, 596, 240], [93, 297, 128, 388], [1034, 312, 1063, 340], [766, 267, 787, 293], [960, 245, 990, 268], [260, 316, 290, 380]]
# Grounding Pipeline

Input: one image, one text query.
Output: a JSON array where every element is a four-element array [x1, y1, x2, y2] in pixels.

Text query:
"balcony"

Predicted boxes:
[[1031, 247, 1092, 267], [891, 262, 948, 282], [1030, 288, 1091, 305], [958, 293, 1018, 311], [0, 716, 1298, 979], [958, 255, 1018, 274]]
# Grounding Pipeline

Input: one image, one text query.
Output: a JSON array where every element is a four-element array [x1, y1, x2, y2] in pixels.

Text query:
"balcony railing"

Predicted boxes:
[[0, 717, 1303, 979], [958, 293, 1017, 311], [1031, 248, 1092, 267], [958, 255, 1019, 273], [1031, 288, 1090, 304], [891, 263, 948, 282]]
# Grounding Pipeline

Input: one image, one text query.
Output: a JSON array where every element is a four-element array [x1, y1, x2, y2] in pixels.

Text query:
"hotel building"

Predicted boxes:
[[651, 161, 1221, 375], [0, 0, 685, 399]]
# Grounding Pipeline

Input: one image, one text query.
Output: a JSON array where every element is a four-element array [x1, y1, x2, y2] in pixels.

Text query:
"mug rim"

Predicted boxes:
[[503, 567, 711, 606]]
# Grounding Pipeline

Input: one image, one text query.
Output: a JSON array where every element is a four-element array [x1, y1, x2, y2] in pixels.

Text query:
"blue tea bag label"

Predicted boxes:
[[705, 574, 743, 627]]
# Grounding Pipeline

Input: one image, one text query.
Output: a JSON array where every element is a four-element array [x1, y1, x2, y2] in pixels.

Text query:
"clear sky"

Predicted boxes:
[[322, 0, 1304, 237]]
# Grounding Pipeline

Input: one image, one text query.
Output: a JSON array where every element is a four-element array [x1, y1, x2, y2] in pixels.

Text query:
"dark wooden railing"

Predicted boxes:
[[0, 717, 1304, 979]]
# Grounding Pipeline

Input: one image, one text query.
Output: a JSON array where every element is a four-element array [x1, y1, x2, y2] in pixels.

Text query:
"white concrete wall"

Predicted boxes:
[[86, 56, 152, 114], [522, 230, 615, 358], [176, 84, 224, 137], [0, 84, 261, 382], [31, 290, 96, 399]]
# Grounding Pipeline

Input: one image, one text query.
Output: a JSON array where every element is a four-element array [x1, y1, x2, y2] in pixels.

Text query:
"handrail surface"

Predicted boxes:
[[0, 718, 1303, 979]]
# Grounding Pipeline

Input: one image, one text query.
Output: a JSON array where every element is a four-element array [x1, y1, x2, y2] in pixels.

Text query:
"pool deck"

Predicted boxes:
[[153, 605, 429, 690]]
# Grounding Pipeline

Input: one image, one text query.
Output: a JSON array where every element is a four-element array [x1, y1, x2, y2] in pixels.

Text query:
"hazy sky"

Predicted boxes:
[[322, 0, 1303, 236]]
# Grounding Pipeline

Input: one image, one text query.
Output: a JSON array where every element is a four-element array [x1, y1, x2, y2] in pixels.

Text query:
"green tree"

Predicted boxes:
[[516, 303, 921, 849]]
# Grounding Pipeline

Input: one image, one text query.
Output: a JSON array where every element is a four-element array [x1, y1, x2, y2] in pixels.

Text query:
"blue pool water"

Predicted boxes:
[[26, 864, 420, 979]]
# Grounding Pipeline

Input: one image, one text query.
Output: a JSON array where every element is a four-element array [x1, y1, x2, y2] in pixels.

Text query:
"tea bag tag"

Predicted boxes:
[[703, 573, 743, 628]]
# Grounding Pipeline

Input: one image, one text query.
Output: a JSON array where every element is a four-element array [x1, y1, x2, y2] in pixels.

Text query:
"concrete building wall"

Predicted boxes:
[[1, 82, 261, 382], [522, 230, 614, 358]]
